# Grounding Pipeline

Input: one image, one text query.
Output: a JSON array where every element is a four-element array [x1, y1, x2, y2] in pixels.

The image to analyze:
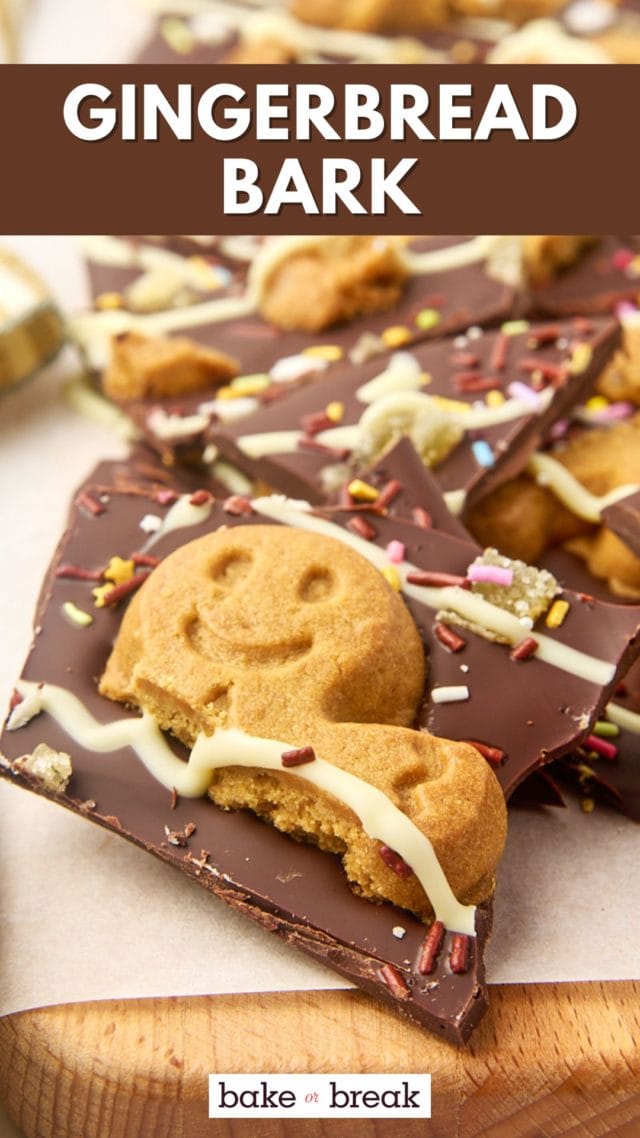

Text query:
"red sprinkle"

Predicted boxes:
[[578, 592, 595, 604], [452, 352, 479, 368], [518, 358, 570, 386], [434, 622, 466, 653], [78, 491, 105, 517], [301, 411, 333, 436], [527, 324, 562, 347], [155, 489, 179, 506], [377, 963, 410, 1001], [55, 563, 103, 582], [281, 745, 316, 768], [407, 570, 470, 589], [99, 573, 150, 606], [412, 507, 433, 529], [584, 735, 618, 761], [510, 637, 539, 662], [189, 489, 214, 506], [454, 372, 501, 394], [338, 482, 354, 508], [223, 495, 254, 516], [379, 845, 414, 879], [417, 921, 445, 975], [131, 553, 161, 568], [347, 515, 376, 541], [490, 332, 509, 371], [375, 479, 402, 510], [464, 740, 507, 766], [450, 934, 470, 974], [297, 437, 350, 461]]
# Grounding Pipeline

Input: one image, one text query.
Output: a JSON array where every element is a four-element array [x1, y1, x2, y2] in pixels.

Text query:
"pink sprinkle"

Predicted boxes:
[[467, 564, 513, 587], [507, 381, 541, 409], [549, 418, 570, 441], [592, 401, 635, 422], [615, 301, 638, 319], [612, 248, 635, 271], [584, 735, 618, 761], [385, 540, 405, 564]]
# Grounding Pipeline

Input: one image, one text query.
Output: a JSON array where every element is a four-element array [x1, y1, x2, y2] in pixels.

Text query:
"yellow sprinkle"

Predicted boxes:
[[501, 320, 529, 336], [580, 797, 595, 814], [348, 479, 379, 503], [92, 584, 113, 609], [216, 386, 237, 400], [104, 557, 136, 586], [545, 599, 570, 629], [381, 565, 401, 592], [95, 292, 123, 311], [486, 390, 505, 408], [62, 601, 93, 628], [325, 401, 344, 424], [585, 395, 609, 413], [431, 395, 470, 415], [160, 16, 195, 53], [420, 372, 433, 386], [230, 374, 270, 397], [302, 345, 343, 362], [382, 325, 411, 348], [570, 343, 593, 375]]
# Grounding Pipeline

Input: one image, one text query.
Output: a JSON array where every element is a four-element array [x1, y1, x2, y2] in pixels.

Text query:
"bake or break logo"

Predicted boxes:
[[62, 80, 577, 217], [208, 1074, 432, 1118]]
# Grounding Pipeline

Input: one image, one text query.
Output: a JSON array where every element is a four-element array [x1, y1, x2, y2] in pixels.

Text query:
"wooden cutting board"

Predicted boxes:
[[0, 981, 638, 1138]]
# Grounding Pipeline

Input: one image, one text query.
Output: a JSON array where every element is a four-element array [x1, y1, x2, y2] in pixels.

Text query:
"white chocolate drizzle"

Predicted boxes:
[[528, 453, 640, 524], [11, 680, 476, 935], [142, 493, 214, 551], [252, 496, 616, 686]]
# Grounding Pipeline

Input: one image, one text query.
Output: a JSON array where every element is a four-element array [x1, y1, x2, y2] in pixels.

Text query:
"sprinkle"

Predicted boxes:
[[510, 637, 539, 662], [467, 325, 483, 340], [507, 380, 541, 409], [392, 926, 407, 940], [56, 563, 103, 582], [376, 479, 402, 509], [459, 664, 469, 673], [104, 556, 136, 585], [346, 515, 376, 541], [325, 401, 344, 423], [519, 358, 570, 385], [407, 570, 469, 588], [570, 343, 593, 375], [545, 599, 570, 628], [549, 418, 570, 441], [434, 622, 466, 653], [302, 344, 343, 362], [78, 491, 105, 517], [418, 921, 445, 975], [189, 489, 214, 506], [93, 574, 149, 608], [381, 565, 401, 592], [450, 934, 470, 974], [223, 495, 254, 516], [527, 324, 563, 347], [382, 325, 411, 348], [455, 373, 501, 394], [132, 553, 161, 568], [501, 319, 529, 336], [572, 317, 594, 334], [139, 514, 162, 534], [584, 735, 618, 761], [585, 395, 609, 413], [452, 352, 479, 368], [411, 507, 432, 529], [581, 797, 595, 814], [385, 540, 405, 564], [432, 685, 470, 704], [379, 845, 414, 879], [467, 563, 513, 587], [281, 746, 316, 768], [62, 601, 93, 628], [591, 401, 635, 422], [612, 247, 635, 271], [464, 740, 506, 766], [229, 374, 270, 397], [95, 291, 123, 310], [471, 440, 495, 468], [415, 308, 441, 331], [616, 301, 638, 319], [490, 331, 509, 371], [348, 479, 379, 503], [593, 720, 619, 739], [301, 410, 333, 436], [486, 390, 505, 408], [156, 489, 179, 506], [377, 963, 410, 1000]]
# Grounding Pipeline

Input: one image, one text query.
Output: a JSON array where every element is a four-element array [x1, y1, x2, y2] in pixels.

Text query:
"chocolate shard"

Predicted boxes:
[[602, 488, 640, 559], [527, 237, 640, 318], [211, 316, 620, 513]]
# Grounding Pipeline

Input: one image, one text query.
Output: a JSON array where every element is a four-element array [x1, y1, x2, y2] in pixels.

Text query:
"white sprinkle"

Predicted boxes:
[[392, 926, 407, 939], [453, 335, 468, 349], [519, 616, 534, 629], [432, 685, 470, 704], [139, 514, 162, 534], [467, 325, 482, 340], [459, 664, 470, 673]]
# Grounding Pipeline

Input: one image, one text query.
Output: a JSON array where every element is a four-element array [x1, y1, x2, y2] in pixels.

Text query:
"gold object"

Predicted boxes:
[[0, 247, 65, 393]]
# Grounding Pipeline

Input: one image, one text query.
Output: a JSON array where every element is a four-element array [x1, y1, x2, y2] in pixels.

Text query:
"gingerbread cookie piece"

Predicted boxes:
[[103, 330, 239, 403], [289, 0, 449, 31], [597, 315, 640, 405], [522, 236, 598, 286]]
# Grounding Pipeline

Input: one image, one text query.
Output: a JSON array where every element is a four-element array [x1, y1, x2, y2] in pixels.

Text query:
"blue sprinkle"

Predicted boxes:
[[214, 266, 233, 288], [472, 440, 495, 468]]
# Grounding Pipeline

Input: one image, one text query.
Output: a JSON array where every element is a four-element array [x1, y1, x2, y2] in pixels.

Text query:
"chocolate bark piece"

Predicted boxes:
[[1, 468, 493, 1045], [602, 489, 640, 558], [76, 235, 518, 466], [211, 316, 620, 513], [528, 237, 640, 318]]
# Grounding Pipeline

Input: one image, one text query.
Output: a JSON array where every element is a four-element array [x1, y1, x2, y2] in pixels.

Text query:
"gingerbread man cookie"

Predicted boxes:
[[100, 524, 506, 923]]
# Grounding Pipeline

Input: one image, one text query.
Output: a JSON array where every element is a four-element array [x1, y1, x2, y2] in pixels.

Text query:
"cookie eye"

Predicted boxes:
[[298, 567, 336, 603], [210, 551, 253, 588]]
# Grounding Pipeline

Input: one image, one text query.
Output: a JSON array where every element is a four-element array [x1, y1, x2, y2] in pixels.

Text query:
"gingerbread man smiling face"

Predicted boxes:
[[101, 523, 506, 921]]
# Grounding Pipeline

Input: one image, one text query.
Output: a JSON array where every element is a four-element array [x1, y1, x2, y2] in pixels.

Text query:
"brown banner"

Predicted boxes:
[[0, 65, 636, 233]]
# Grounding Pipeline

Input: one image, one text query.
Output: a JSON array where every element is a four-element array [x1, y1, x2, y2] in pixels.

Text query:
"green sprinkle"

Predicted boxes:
[[415, 308, 441, 331], [593, 720, 620, 738], [62, 601, 93, 628], [501, 320, 530, 336]]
